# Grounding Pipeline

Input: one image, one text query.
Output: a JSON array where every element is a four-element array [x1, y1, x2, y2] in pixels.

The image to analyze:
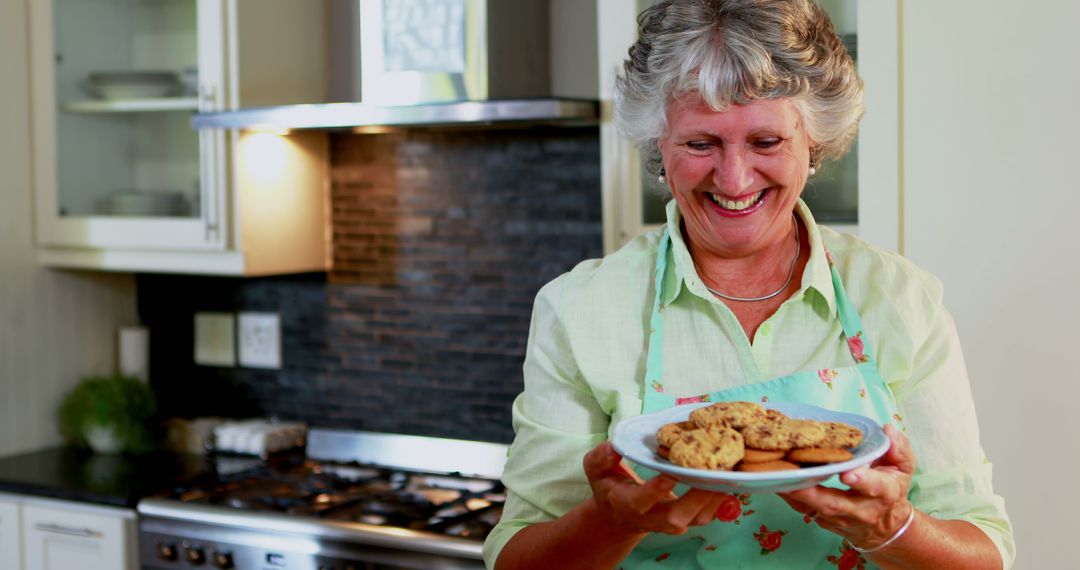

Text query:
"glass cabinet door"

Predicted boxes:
[[31, 0, 226, 250], [801, 0, 858, 224]]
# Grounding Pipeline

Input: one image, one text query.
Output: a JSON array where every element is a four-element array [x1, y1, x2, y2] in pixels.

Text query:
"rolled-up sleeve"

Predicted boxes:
[[482, 276, 611, 568], [890, 285, 1015, 568]]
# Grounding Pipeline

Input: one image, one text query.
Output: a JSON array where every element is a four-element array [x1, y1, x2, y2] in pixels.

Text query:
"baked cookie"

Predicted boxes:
[[819, 421, 864, 449], [736, 459, 800, 472], [786, 420, 828, 448], [668, 426, 745, 470], [656, 421, 697, 448], [741, 419, 826, 450], [787, 448, 854, 464], [740, 448, 787, 464], [657, 445, 671, 460], [764, 408, 789, 422], [689, 401, 767, 430]]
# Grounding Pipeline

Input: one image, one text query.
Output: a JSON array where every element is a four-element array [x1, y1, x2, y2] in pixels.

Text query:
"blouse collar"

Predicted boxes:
[[661, 198, 837, 318]]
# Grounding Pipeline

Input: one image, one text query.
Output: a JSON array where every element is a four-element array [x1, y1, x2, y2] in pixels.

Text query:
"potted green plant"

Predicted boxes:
[[58, 374, 158, 454]]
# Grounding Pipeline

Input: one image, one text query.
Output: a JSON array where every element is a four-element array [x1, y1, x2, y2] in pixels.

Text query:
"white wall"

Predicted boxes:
[[0, 0, 136, 456], [902, 2, 1080, 567]]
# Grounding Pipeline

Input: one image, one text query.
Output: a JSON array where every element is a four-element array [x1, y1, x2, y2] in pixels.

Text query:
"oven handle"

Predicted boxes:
[[34, 523, 102, 539]]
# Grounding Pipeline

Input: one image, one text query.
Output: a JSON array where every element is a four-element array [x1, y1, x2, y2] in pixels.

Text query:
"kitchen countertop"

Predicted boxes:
[[0, 446, 218, 509]]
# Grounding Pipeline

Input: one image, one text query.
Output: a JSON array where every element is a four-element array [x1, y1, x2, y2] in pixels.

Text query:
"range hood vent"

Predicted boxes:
[[192, 0, 598, 131], [191, 98, 598, 131]]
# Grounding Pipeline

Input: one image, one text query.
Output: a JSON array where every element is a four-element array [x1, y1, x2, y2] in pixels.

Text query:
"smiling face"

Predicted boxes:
[[658, 95, 813, 259]]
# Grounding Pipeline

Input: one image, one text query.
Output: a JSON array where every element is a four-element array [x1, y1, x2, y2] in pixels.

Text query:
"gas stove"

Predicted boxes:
[[138, 430, 508, 570]]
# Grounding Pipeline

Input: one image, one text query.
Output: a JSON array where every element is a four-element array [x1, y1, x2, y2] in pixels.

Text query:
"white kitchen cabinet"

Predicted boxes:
[[598, 0, 900, 254], [0, 495, 21, 570], [28, 0, 329, 275], [21, 501, 136, 570], [0, 494, 136, 570]]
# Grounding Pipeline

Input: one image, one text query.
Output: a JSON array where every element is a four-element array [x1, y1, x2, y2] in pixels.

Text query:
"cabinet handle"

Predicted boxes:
[[199, 131, 221, 242], [34, 523, 102, 538], [199, 84, 217, 112]]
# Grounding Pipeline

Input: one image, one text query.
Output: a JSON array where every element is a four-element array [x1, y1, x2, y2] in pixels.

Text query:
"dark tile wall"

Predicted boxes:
[[136, 126, 601, 443]]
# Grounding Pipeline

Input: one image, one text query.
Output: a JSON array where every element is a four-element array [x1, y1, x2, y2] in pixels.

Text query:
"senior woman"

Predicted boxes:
[[484, 0, 1013, 568]]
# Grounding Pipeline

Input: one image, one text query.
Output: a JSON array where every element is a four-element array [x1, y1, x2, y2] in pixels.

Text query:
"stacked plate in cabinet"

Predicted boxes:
[[94, 191, 188, 217], [85, 71, 183, 99]]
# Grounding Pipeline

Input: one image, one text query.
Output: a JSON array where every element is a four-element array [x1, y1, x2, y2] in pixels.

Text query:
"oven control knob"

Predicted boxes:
[[212, 551, 234, 569], [158, 543, 178, 561], [186, 547, 206, 565]]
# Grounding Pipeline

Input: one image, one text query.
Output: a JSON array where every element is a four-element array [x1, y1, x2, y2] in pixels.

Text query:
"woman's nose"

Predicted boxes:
[[711, 150, 754, 196]]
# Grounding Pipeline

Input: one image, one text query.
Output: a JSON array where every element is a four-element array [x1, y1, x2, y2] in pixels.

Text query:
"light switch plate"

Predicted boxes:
[[238, 312, 282, 369], [194, 312, 236, 367]]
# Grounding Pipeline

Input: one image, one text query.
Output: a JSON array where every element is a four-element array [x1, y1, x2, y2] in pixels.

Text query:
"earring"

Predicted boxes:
[[808, 148, 817, 177], [658, 166, 666, 185], [808, 166, 817, 177]]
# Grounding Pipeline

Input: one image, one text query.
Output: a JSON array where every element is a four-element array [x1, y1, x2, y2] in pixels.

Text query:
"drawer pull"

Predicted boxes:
[[34, 523, 102, 538]]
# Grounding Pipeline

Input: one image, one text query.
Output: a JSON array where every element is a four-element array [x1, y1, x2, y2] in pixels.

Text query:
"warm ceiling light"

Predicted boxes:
[[351, 125, 400, 135], [245, 125, 291, 136]]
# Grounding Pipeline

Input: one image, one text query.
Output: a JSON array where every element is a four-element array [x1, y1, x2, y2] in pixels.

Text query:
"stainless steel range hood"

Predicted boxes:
[[192, 0, 599, 131], [191, 98, 598, 130]]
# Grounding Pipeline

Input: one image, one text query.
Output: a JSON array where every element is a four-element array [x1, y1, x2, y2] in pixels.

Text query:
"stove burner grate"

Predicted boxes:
[[168, 456, 506, 539]]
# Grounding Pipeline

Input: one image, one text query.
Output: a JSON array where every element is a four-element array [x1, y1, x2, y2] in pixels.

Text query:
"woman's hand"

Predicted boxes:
[[584, 441, 727, 536], [779, 424, 917, 550]]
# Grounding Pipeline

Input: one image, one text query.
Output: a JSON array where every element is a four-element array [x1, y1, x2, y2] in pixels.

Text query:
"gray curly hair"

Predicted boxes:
[[614, 0, 863, 172]]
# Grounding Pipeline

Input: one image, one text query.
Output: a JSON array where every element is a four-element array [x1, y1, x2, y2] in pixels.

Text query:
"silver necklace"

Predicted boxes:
[[704, 214, 800, 303]]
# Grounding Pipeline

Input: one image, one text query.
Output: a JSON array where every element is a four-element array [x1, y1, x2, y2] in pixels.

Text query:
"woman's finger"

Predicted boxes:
[[694, 492, 729, 526], [662, 488, 720, 528], [874, 425, 917, 475], [608, 474, 677, 515], [839, 465, 905, 501], [614, 459, 647, 485], [777, 493, 815, 516], [783, 485, 860, 519], [634, 488, 724, 534], [583, 441, 624, 480]]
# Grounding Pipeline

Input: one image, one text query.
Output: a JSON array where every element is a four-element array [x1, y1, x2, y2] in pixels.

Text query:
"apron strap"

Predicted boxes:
[[643, 230, 672, 407], [825, 249, 878, 364]]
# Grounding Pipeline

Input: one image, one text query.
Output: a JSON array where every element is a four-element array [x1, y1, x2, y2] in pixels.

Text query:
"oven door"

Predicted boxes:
[[139, 507, 486, 570]]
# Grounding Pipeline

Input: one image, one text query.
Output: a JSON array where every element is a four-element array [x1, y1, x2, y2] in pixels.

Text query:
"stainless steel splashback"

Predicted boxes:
[[306, 428, 509, 480]]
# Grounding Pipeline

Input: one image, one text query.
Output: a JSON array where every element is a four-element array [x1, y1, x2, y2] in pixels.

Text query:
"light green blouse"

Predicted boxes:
[[483, 200, 1014, 569]]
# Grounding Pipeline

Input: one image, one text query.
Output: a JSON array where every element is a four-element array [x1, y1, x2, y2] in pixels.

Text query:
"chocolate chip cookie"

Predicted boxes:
[[689, 401, 767, 430], [741, 418, 826, 451], [668, 426, 745, 470], [819, 421, 864, 449], [656, 420, 697, 448]]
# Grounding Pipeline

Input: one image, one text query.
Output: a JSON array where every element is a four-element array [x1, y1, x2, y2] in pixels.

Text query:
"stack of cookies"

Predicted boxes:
[[655, 401, 863, 472]]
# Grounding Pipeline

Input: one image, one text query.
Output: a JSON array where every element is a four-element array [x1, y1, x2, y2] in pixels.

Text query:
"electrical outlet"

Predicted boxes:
[[194, 312, 236, 367], [238, 312, 282, 369]]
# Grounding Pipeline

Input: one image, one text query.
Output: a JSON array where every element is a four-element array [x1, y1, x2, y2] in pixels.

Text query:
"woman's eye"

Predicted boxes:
[[686, 141, 713, 151], [753, 139, 782, 150]]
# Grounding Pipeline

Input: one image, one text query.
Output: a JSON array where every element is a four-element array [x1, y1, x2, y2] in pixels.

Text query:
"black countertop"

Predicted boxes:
[[0, 446, 217, 509]]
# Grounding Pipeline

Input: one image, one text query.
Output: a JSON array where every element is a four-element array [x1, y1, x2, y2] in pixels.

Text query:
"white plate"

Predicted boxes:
[[92, 83, 182, 99], [84, 71, 183, 100], [95, 191, 186, 216], [611, 402, 890, 493]]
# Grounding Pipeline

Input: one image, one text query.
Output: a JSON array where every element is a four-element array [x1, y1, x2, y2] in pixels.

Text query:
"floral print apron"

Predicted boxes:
[[619, 230, 905, 570]]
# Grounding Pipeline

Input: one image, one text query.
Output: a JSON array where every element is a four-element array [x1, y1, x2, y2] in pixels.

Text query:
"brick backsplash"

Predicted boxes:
[[136, 126, 601, 443]]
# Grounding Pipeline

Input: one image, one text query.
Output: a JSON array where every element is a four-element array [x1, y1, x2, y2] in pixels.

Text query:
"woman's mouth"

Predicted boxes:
[[708, 190, 767, 216]]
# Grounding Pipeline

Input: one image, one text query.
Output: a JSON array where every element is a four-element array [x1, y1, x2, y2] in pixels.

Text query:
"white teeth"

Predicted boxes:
[[711, 191, 764, 211]]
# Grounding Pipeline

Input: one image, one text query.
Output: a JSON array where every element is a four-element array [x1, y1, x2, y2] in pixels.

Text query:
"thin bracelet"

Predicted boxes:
[[848, 504, 917, 554]]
